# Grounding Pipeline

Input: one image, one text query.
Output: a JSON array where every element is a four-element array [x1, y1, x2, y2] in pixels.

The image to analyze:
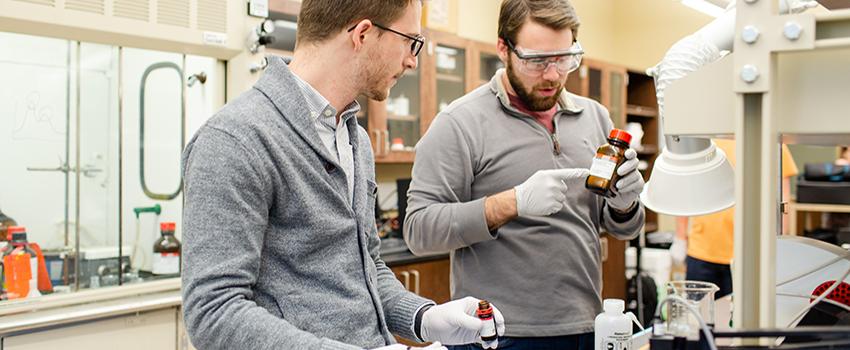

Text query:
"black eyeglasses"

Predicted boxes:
[[347, 21, 425, 57]]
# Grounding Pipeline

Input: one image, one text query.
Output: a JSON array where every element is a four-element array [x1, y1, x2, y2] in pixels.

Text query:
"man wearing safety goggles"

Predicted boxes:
[[405, 0, 644, 349]]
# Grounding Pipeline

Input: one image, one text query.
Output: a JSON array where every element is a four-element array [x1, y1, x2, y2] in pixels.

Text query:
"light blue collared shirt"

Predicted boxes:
[[291, 73, 360, 203]]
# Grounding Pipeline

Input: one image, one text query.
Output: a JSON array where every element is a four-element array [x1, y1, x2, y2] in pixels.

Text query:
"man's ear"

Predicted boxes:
[[350, 19, 374, 50], [496, 37, 509, 64]]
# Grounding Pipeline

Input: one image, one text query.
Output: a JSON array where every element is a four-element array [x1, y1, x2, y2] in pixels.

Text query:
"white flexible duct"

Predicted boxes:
[[649, 0, 818, 155], [640, 0, 818, 216]]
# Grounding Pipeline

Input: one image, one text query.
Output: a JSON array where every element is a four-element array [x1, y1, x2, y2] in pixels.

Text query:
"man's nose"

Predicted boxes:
[[541, 63, 561, 80], [405, 55, 418, 70]]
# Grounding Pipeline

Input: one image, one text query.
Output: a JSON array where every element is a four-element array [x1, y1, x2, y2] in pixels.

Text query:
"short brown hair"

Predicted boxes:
[[297, 0, 420, 45], [498, 0, 580, 44]]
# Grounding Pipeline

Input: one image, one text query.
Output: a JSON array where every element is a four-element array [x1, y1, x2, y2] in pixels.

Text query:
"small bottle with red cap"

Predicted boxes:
[[476, 300, 498, 348], [586, 129, 633, 197], [152, 222, 181, 276]]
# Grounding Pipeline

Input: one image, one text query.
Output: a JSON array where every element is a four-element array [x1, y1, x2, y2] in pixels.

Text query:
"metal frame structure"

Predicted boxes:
[[664, 0, 850, 331]]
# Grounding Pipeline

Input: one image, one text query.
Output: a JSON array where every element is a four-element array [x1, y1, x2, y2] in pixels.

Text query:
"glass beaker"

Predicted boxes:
[[666, 280, 719, 339]]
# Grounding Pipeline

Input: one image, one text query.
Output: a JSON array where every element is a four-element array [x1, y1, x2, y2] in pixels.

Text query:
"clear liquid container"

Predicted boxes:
[[665, 280, 719, 339]]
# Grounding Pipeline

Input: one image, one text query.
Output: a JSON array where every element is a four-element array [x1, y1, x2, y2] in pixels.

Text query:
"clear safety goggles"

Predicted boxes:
[[505, 39, 584, 75]]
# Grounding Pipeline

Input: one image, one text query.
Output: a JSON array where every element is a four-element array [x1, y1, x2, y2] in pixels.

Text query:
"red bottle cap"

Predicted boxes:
[[392, 138, 404, 145], [7, 226, 26, 234], [160, 222, 176, 232], [608, 129, 632, 145]]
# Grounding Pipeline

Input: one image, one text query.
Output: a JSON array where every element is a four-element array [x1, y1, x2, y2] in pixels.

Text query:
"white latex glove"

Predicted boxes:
[[670, 237, 687, 265], [420, 297, 506, 349], [371, 342, 447, 350], [607, 149, 645, 211], [514, 168, 590, 217]]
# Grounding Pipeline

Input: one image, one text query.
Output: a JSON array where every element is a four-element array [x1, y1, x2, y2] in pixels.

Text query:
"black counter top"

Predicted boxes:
[[382, 249, 448, 266], [379, 237, 449, 266]]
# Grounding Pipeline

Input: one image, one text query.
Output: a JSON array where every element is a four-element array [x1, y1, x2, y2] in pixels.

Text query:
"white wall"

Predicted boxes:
[[0, 31, 224, 272]]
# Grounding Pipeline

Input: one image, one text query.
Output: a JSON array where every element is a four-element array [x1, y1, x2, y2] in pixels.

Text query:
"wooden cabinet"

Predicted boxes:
[[566, 60, 662, 300], [470, 41, 504, 91], [369, 30, 479, 163], [565, 58, 628, 128], [600, 234, 627, 300], [390, 258, 451, 304], [389, 257, 450, 346], [626, 70, 660, 234]]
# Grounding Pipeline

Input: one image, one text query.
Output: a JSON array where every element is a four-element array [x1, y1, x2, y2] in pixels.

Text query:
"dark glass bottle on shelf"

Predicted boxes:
[[586, 129, 632, 198], [152, 222, 181, 276]]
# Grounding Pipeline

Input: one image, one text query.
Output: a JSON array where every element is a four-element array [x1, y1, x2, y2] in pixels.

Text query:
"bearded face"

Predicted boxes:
[[505, 57, 565, 111]]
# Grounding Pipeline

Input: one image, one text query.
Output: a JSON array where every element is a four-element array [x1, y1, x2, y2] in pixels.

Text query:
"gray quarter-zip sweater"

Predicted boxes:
[[182, 56, 432, 350], [404, 69, 643, 337]]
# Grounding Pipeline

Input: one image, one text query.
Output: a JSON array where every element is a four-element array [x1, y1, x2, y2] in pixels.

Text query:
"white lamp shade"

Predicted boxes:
[[640, 141, 735, 216]]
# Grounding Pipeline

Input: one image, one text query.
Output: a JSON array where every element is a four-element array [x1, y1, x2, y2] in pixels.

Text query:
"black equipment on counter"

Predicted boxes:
[[650, 326, 850, 350], [395, 178, 411, 237], [797, 163, 850, 205]]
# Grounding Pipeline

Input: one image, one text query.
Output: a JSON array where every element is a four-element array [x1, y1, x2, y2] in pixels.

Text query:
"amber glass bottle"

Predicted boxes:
[[477, 300, 498, 341], [586, 129, 632, 197], [152, 222, 181, 276]]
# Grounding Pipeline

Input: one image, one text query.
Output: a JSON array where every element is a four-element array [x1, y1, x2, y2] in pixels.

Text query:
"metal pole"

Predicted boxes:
[[64, 41, 71, 249], [74, 41, 81, 292], [118, 46, 124, 286]]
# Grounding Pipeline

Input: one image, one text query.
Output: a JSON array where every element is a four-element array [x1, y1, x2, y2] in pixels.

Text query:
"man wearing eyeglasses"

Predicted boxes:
[[405, 0, 644, 349], [181, 1, 504, 350]]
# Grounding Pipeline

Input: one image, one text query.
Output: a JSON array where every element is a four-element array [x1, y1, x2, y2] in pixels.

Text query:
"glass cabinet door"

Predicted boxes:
[[609, 70, 626, 128], [588, 66, 602, 104], [386, 65, 420, 151], [435, 45, 465, 114], [479, 52, 503, 87], [0, 33, 77, 293]]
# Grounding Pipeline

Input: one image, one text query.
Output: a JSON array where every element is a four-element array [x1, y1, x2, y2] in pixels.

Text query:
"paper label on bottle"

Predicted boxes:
[[152, 252, 180, 275], [479, 317, 497, 338], [590, 155, 617, 180], [600, 332, 632, 350]]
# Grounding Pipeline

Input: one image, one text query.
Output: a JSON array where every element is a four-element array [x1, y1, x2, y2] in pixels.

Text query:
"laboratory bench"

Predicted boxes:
[[0, 244, 446, 350], [0, 279, 190, 350]]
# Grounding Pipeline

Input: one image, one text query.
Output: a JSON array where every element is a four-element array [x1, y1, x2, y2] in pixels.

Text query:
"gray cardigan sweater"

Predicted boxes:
[[181, 56, 432, 350], [404, 69, 643, 337]]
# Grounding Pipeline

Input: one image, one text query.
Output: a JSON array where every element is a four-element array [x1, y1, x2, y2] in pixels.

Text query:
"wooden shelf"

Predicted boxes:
[[791, 201, 850, 213], [436, 73, 464, 83], [375, 150, 415, 164], [387, 114, 418, 122], [789, 200, 850, 236], [626, 105, 658, 117]]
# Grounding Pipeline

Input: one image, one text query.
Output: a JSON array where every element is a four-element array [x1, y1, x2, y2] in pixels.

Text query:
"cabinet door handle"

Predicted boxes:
[[600, 237, 609, 262], [410, 269, 420, 295], [400, 271, 410, 291], [382, 129, 390, 156], [370, 130, 380, 155]]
